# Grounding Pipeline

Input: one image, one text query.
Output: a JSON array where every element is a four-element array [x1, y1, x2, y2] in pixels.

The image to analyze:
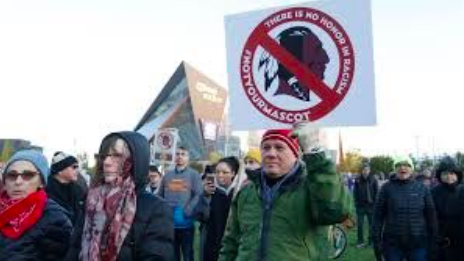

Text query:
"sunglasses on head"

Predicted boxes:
[[4, 170, 39, 181]]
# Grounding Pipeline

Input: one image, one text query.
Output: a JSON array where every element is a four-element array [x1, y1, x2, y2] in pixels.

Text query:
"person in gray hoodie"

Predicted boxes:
[[158, 145, 202, 261]]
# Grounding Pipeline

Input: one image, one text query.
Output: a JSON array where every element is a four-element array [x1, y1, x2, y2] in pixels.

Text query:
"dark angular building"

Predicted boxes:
[[135, 62, 228, 160]]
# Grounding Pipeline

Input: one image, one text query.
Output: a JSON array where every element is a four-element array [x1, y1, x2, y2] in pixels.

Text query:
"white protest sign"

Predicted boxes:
[[225, 0, 376, 130], [150, 128, 179, 167]]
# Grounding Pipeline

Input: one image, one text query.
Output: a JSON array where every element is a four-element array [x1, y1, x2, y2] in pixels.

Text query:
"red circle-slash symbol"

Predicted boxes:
[[240, 7, 355, 123], [157, 132, 174, 150]]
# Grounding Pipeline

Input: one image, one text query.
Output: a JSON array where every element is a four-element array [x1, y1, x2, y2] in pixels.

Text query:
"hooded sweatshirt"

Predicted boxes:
[[158, 166, 202, 228]]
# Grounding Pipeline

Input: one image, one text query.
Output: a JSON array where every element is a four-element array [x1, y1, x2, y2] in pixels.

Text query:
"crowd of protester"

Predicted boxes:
[[350, 155, 464, 261], [2, 127, 464, 261]]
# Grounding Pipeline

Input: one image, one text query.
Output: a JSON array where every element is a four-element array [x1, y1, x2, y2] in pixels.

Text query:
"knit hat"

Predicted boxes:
[[244, 148, 262, 164], [360, 162, 371, 173], [50, 151, 78, 175], [149, 164, 160, 174], [204, 164, 215, 175], [435, 156, 463, 182], [261, 129, 300, 158], [393, 155, 414, 171], [3, 149, 50, 185], [362, 162, 370, 169]]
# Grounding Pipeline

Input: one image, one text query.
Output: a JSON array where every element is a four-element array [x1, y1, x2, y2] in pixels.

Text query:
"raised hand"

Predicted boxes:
[[291, 122, 327, 154]]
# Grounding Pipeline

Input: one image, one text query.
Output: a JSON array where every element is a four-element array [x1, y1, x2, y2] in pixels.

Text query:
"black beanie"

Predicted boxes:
[[436, 156, 463, 182], [50, 151, 78, 175], [149, 165, 160, 173], [218, 156, 240, 174], [204, 164, 215, 175]]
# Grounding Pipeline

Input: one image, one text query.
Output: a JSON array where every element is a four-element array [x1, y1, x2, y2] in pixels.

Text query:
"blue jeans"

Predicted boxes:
[[384, 246, 427, 261], [356, 207, 373, 244], [174, 227, 195, 261]]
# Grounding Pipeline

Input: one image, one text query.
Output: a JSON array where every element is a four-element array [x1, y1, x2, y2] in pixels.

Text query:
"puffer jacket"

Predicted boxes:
[[218, 152, 353, 261], [431, 156, 464, 260], [0, 199, 73, 261], [66, 131, 174, 260], [373, 176, 438, 249]]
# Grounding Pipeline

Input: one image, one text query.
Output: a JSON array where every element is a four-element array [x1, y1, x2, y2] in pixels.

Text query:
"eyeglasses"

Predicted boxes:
[[97, 153, 124, 161], [4, 171, 39, 182]]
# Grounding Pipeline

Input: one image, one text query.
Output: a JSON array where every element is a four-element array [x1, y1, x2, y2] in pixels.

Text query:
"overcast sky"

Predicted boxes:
[[0, 0, 463, 161]]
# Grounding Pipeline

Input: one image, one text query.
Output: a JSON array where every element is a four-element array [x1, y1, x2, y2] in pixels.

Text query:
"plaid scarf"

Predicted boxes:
[[0, 189, 47, 239], [79, 176, 137, 261]]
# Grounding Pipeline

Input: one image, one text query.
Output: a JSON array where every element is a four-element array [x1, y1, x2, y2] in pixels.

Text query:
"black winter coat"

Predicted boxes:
[[431, 157, 464, 260], [67, 192, 174, 261], [431, 184, 464, 260], [0, 199, 73, 261], [373, 177, 438, 249], [194, 187, 234, 261], [46, 176, 87, 225], [353, 175, 378, 209], [66, 131, 174, 261]]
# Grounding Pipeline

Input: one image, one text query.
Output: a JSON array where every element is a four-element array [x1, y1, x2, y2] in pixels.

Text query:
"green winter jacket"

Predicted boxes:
[[219, 152, 353, 261]]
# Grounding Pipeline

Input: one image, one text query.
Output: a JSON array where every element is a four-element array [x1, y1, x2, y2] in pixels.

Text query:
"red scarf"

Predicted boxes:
[[0, 189, 48, 239]]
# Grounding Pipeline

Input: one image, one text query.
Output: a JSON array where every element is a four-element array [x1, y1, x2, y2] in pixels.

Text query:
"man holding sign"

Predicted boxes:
[[219, 125, 353, 261]]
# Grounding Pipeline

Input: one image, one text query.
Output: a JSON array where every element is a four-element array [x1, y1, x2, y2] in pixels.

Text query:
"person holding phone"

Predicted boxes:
[[194, 157, 240, 261]]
